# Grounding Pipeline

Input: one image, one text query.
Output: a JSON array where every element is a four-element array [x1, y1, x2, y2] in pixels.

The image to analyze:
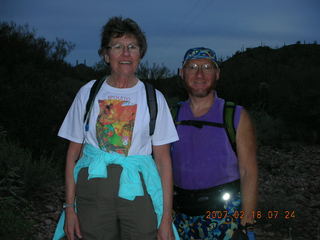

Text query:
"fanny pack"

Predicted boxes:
[[173, 179, 241, 216]]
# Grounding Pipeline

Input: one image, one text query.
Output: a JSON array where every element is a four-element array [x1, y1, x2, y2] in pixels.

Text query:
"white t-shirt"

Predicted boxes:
[[58, 78, 178, 156]]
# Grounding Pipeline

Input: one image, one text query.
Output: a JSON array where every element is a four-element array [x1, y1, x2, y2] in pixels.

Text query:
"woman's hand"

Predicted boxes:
[[157, 216, 174, 240], [64, 208, 82, 240], [153, 144, 175, 240]]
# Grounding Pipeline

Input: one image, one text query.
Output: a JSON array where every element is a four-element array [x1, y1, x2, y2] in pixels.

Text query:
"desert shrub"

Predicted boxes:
[[166, 97, 181, 109], [0, 136, 61, 201], [250, 110, 287, 146], [0, 197, 35, 240], [0, 133, 62, 239], [0, 22, 83, 159]]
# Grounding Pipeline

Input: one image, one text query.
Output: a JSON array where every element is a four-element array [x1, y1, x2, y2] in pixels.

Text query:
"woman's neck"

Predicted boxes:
[[108, 74, 138, 88]]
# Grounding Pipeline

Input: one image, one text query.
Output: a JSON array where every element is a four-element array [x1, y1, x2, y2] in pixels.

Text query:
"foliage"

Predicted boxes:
[[0, 135, 61, 201], [0, 129, 60, 239], [137, 61, 174, 80], [250, 110, 286, 146], [0, 198, 35, 240], [146, 75, 188, 107], [217, 44, 320, 144], [0, 22, 84, 159], [50, 37, 75, 62]]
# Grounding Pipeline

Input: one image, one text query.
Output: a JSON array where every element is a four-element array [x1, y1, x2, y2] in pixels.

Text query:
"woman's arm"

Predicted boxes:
[[64, 141, 83, 240], [153, 144, 175, 240]]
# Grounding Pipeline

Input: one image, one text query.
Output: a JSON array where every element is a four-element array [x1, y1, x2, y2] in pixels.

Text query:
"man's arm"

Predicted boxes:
[[153, 144, 174, 240], [236, 109, 258, 225]]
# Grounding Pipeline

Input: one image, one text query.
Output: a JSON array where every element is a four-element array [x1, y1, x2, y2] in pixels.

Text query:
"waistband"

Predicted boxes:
[[74, 144, 156, 200], [173, 179, 241, 216], [174, 179, 240, 195], [75, 144, 162, 217]]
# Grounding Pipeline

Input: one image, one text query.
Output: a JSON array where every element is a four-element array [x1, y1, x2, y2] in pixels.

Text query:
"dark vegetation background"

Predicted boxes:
[[0, 22, 319, 239]]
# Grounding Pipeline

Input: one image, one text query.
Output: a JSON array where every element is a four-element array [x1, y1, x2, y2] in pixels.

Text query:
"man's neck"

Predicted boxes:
[[188, 92, 215, 118]]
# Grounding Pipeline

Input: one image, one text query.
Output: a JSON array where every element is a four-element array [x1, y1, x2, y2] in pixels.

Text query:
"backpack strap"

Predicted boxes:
[[84, 76, 106, 131], [177, 120, 224, 128], [223, 101, 237, 154], [143, 81, 158, 136], [83, 78, 158, 136], [171, 102, 183, 122]]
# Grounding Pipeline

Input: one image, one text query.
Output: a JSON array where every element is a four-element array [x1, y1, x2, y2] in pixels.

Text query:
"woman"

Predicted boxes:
[[53, 16, 179, 240]]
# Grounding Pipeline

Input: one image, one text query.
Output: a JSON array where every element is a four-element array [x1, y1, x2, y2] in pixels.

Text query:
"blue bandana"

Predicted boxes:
[[182, 47, 218, 66]]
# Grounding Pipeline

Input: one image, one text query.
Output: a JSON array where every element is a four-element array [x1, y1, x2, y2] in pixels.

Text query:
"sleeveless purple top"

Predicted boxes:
[[171, 94, 242, 190]]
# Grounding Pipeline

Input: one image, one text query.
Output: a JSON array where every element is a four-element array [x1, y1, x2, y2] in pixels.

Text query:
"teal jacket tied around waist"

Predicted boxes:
[[53, 144, 179, 239]]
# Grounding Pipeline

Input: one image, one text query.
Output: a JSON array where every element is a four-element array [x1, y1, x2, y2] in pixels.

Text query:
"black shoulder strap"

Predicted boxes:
[[84, 76, 106, 131], [84, 78, 158, 136], [174, 100, 237, 154], [143, 81, 158, 136], [174, 102, 224, 128], [171, 102, 182, 122], [177, 120, 224, 128], [223, 101, 237, 154]]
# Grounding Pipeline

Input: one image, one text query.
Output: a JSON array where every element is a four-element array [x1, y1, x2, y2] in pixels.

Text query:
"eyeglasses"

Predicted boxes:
[[107, 43, 140, 54], [184, 63, 216, 73]]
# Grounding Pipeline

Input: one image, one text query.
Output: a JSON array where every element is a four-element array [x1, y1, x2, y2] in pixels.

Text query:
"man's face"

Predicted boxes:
[[180, 58, 220, 98]]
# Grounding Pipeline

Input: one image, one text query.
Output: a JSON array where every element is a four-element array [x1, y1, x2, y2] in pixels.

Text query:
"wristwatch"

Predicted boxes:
[[63, 203, 75, 209]]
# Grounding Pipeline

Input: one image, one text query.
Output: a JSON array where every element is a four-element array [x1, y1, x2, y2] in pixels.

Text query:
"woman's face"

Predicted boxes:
[[105, 34, 141, 78]]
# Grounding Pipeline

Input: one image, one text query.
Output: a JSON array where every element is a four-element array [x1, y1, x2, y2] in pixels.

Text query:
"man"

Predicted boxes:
[[171, 47, 258, 240]]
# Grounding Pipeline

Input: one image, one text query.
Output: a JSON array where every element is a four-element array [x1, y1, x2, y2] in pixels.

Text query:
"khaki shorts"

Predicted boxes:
[[76, 164, 157, 240]]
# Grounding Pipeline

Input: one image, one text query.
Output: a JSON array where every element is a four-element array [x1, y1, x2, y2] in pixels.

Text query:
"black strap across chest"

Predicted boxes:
[[173, 101, 237, 153]]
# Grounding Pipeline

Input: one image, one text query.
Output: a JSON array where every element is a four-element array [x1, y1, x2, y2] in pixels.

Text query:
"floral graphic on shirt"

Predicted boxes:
[[96, 99, 137, 155]]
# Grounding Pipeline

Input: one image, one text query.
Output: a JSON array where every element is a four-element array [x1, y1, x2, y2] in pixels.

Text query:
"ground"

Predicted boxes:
[[35, 144, 319, 240]]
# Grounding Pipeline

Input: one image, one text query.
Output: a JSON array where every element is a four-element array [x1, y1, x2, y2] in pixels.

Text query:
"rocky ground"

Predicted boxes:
[[254, 144, 320, 240], [33, 144, 319, 240]]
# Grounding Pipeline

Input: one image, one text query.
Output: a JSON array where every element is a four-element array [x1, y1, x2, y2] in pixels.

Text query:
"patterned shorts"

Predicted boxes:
[[173, 192, 241, 240]]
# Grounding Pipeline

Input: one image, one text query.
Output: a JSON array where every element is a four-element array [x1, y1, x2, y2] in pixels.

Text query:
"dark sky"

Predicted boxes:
[[1, 0, 319, 71]]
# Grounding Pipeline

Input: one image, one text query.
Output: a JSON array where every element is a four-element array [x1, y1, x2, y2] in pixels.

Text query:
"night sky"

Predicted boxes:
[[1, 0, 319, 71]]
